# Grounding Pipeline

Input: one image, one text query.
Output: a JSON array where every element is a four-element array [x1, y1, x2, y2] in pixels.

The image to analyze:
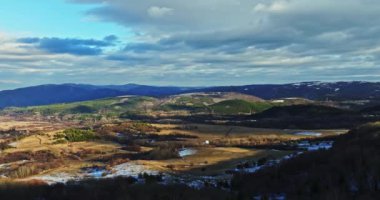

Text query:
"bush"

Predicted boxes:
[[9, 165, 37, 178], [55, 129, 96, 142]]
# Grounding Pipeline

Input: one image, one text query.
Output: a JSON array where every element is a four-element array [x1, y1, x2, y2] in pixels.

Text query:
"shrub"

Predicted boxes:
[[55, 129, 96, 142], [8, 165, 37, 178]]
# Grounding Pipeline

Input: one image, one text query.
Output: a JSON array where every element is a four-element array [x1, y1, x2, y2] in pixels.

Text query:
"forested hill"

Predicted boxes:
[[1, 81, 380, 108]]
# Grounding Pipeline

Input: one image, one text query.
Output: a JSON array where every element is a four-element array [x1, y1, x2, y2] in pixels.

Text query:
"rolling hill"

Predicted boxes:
[[5, 92, 272, 117], [1, 81, 380, 108], [194, 81, 380, 101]]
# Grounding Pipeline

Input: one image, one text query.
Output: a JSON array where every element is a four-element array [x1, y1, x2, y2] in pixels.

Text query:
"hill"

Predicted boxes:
[[1, 81, 380, 108], [194, 81, 380, 101], [232, 122, 380, 199], [247, 105, 365, 129], [0, 84, 126, 108], [210, 100, 272, 115], [7, 96, 158, 118], [157, 92, 267, 114], [6, 92, 269, 117]]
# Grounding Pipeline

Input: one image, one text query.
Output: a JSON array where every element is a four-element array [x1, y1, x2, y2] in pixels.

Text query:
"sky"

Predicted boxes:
[[0, 0, 380, 90]]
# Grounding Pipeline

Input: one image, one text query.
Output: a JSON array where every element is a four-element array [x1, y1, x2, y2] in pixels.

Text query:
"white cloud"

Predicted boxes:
[[147, 6, 173, 18], [0, 80, 21, 84]]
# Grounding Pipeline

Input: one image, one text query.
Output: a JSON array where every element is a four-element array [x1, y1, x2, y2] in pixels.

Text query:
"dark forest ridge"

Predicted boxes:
[[1, 81, 380, 108]]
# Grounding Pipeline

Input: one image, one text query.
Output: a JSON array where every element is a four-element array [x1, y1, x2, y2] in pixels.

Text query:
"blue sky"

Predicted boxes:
[[0, 0, 127, 38], [0, 0, 380, 90]]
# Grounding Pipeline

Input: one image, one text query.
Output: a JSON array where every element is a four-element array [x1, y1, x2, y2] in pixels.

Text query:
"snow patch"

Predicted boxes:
[[294, 131, 322, 137], [33, 173, 78, 185], [105, 162, 158, 178], [298, 141, 333, 151], [8, 142, 18, 148], [178, 148, 197, 157]]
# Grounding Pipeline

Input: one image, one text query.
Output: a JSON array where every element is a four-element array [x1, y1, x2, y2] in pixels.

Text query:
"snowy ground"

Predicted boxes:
[[31, 162, 160, 185], [33, 173, 79, 185], [178, 148, 197, 157], [105, 162, 159, 178], [231, 140, 334, 174], [294, 131, 322, 137], [7, 142, 18, 148], [297, 141, 333, 151], [27, 140, 334, 191]]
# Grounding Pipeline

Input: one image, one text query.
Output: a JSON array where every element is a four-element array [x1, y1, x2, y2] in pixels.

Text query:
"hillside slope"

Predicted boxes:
[[232, 122, 380, 199]]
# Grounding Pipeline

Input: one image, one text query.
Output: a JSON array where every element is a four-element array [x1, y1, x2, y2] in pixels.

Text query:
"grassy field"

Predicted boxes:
[[0, 114, 346, 185], [147, 147, 290, 175], [153, 123, 346, 138]]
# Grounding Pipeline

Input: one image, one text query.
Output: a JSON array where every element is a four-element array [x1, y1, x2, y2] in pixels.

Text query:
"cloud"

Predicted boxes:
[[0, 80, 22, 84], [147, 6, 173, 18], [68, 0, 380, 56], [18, 35, 118, 56], [59, 0, 380, 86], [1, 0, 380, 90]]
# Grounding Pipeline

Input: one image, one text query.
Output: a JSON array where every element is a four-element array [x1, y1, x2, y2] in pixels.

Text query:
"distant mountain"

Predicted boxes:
[[193, 81, 380, 100], [0, 84, 124, 108], [97, 84, 194, 95], [0, 84, 196, 108], [1, 81, 380, 108], [123, 85, 193, 96]]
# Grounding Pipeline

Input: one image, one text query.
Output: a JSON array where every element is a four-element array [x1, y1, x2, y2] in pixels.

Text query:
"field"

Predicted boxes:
[[0, 114, 346, 186]]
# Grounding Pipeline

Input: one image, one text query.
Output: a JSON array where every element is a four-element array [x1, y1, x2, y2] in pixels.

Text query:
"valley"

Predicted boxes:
[[0, 92, 350, 187], [0, 88, 379, 199]]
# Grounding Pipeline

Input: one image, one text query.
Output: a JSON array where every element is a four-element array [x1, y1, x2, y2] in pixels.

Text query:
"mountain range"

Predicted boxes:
[[0, 81, 379, 108]]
